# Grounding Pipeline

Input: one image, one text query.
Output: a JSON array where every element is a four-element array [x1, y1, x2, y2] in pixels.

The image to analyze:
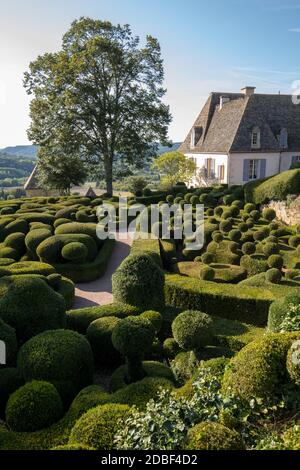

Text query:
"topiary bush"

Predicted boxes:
[[219, 220, 232, 233], [0, 368, 23, 417], [69, 403, 132, 450], [140, 310, 162, 333], [289, 235, 300, 248], [5, 380, 63, 432], [0, 276, 66, 342], [184, 421, 244, 450], [240, 254, 268, 276], [265, 268, 282, 284], [267, 254, 283, 269], [222, 333, 300, 401], [112, 254, 165, 311], [86, 316, 121, 366], [286, 341, 300, 387], [163, 338, 182, 360], [199, 266, 215, 281], [201, 252, 215, 265], [112, 316, 155, 383], [17, 329, 94, 405], [268, 293, 300, 332], [172, 310, 213, 352], [242, 242, 256, 255]]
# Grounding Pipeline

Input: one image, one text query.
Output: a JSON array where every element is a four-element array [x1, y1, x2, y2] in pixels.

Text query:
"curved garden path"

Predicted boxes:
[[73, 229, 134, 309]]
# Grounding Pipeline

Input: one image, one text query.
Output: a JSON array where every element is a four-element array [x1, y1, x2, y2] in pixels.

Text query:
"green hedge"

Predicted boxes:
[[244, 169, 300, 204], [130, 238, 162, 268], [165, 274, 276, 326]]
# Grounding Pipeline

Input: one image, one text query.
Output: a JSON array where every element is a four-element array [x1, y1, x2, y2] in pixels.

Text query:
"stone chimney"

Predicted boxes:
[[241, 86, 256, 97]]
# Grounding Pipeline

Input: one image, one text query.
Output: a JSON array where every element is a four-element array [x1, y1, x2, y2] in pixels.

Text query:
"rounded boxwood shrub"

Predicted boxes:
[[263, 242, 279, 257], [267, 254, 283, 269], [221, 210, 232, 220], [0, 276, 66, 342], [227, 241, 240, 254], [166, 195, 174, 204], [250, 210, 260, 221], [87, 317, 121, 366], [246, 218, 254, 228], [5, 380, 63, 432], [25, 228, 52, 257], [228, 205, 240, 217], [289, 235, 300, 248], [232, 200, 243, 209], [0, 319, 17, 366], [172, 310, 213, 351], [223, 195, 234, 206], [17, 329, 94, 405], [69, 403, 131, 450], [240, 254, 268, 276], [184, 422, 244, 450], [265, 235, 278, 244], [219, 220, 232, 233], [206, 241, 218, 252], [244, 203, 256, 213], [268, 293, 300, 332], [242, 242, 256, 255], [228, 229, 241, 242], [262, 208, 276, 221], [206, 208, 214, 217], [287, 342, 300, 387], [112, 316, 155, 383], [199, 266, 215, 281], [112, 254, 165, 311], [0, 368, 23, 417], [214, 206, 223, 217], [222, 333, 300, 400], [212, 232, 223, 243], [140, 310, 162, 333], [253, 230, 265, 241], [265, 268, 282, 284], [163, 338, 182, 360], [201, 252, 215, 265], [238, 222, 248, 233], [61, 242, 88, 262]]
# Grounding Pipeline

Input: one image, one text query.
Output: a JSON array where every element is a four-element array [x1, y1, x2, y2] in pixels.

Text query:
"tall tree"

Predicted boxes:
[[24, 17, 171, 195], [152, 151, 196, 189]]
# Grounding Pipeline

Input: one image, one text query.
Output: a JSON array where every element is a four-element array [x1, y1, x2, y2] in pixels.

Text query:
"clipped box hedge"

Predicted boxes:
[[244, 169, 300, 204], [165, 274, 277, 326]]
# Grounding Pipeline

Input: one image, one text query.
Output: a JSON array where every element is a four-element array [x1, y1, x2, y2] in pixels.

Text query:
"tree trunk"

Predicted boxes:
[[104, 155, 113, 196]]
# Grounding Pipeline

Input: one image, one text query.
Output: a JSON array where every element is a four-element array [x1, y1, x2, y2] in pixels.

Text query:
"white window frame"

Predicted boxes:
[[248, 159, 261, 180], [251, 127, 261, 149]]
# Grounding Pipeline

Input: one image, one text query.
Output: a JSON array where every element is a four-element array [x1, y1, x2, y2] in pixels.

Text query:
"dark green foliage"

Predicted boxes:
[[140, 310, 162, 333], [165, 274, 273, 326], [17, 329, 94, 405], [250, 210, 260, 221], [268, 293, 300, 332], [112, 316, 156, 383], [61, 242, 88, 262], [222, 333, 300, 400], [265, 268, 282, 284], [112, 254, 165, 311], [244, 203, 256, 213], [199, 266, 215, 281], [289, 235, 300, 248], [25, 228, 52, 257], [228, 229, 241, 242], [212, 232, 223, 243], [263, 242, 279, 257], [163, 338, 182, 359], [219, 220, 232, 233], [172, 310, 213, 351], [262, 208, 276, 221], [253, 230, 265, 241], [214, 206, 223, 217], [242, 242, 256, 255], [244, 169, 300, 204], [223, 195, 234, 206], [5, 380, 63, 432], [240, 254, 268, 277], [0, 368, 23, 417], [201, 252, 215, 265], [267, 255, 283, 269], [69, 403, 131, 450], [66, 302, 140, 334], [185, 422, 244, 450], [37, 233, 97, 264], [0, 276, 66, 342], [0, 319, 17, 365], [87, 317, 121, 365]]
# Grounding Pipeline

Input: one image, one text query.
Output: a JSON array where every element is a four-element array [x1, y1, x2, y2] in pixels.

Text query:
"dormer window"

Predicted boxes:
[[279, 128, 288, 149], [251, 127, 261, 149], [191, 126, 203, 148]]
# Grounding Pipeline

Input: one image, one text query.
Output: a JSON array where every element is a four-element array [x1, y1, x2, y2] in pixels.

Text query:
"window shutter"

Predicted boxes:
[[243, 159, 250, 182], [260, 159, 266, 179]]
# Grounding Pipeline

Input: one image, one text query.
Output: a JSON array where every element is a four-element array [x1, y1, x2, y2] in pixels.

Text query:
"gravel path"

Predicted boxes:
[[73, 230, 134, 309]]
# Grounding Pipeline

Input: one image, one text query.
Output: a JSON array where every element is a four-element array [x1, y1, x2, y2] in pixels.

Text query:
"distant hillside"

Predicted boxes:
[[0, 145, 37, 159], [0, 151, 35, 188], [157, 142, 181, 155]]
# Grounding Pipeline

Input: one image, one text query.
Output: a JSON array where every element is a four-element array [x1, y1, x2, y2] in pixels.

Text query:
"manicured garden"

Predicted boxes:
[[1, 171, 300, 450]]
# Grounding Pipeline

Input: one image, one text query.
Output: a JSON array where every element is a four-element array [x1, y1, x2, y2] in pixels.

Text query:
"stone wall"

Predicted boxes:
[[265, 196, 300, 226]]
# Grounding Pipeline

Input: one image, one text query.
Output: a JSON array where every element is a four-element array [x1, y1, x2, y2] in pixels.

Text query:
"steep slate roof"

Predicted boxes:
[[179, 91, 300, 154]]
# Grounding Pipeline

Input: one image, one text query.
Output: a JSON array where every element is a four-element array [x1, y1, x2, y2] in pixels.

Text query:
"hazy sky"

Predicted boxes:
[[1, 0, 300, 148]]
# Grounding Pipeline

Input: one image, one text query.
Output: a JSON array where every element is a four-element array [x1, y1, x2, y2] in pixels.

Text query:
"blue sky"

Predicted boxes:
[[1, 0, 300, 147]]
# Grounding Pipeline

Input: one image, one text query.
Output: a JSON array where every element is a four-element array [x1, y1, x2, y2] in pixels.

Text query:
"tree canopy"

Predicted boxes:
[[152, 151, 196, 188], [24, 17, 171, 195]]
